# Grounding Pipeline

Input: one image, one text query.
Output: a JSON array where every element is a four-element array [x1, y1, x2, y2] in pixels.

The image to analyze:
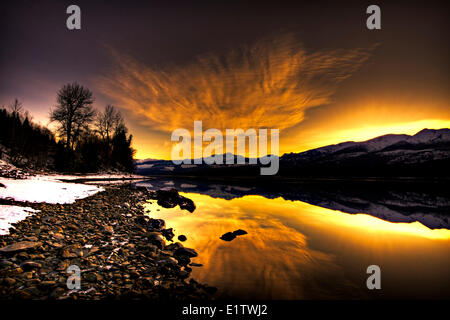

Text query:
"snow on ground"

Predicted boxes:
[[0, 176, 105, 204], [0, 205, 40, 235], [40, 173, 144, 181], [0, 172, 147, 235]]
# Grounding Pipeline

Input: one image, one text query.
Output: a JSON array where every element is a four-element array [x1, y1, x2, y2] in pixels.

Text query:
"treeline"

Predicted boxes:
[[0, 83, 135, 173], [0, 99, 56, 168]]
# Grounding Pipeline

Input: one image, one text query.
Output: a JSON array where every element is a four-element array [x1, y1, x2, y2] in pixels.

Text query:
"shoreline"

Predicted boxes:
[[0, 184, 215, 300]]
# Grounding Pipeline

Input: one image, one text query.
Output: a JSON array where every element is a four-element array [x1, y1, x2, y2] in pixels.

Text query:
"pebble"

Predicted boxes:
[[0, 185, 215, 300]]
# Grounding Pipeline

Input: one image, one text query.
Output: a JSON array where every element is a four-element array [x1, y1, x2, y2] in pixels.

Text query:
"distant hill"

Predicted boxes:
[[135, 128, 450, 177], [280, 128, 450, 177]]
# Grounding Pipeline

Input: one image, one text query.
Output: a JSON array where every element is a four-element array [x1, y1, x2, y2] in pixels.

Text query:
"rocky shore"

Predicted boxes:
[[0, 184, 216, 300]]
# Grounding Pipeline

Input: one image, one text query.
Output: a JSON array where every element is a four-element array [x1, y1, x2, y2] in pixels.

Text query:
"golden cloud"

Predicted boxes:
[[99, 35, 372, 134]]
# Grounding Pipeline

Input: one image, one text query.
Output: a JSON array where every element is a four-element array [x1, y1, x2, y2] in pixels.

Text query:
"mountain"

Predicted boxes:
[[135, 128, 450, 177], [135, 153, 265, 176], [280, 128, 450, 176]]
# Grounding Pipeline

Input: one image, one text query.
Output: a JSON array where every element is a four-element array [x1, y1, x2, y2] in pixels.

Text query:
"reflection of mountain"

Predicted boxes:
[[136, 177, 450, 229], [136, 129, 450, 177]]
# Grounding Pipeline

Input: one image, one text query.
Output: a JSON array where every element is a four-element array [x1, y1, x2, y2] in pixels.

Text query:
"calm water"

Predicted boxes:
[[141, 180, 450, 299]]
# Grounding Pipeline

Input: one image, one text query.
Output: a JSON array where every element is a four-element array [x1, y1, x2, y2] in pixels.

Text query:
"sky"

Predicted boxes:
[[1, 0, 449, 159]]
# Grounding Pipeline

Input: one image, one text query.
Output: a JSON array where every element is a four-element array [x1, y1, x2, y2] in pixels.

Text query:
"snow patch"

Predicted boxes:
[[0, 176, 104, 204], [0, 205, 40, 235]]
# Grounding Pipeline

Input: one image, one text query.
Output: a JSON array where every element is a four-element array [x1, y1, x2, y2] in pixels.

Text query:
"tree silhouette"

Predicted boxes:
[[9, 98, 23, 116], [111, 124, 135, 172], [50, 82, 95, 150], [2, 87, 136, 173], [96, 105, 124, 142]]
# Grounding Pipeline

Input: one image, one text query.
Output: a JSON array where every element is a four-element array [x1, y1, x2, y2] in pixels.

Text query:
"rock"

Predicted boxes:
[[39, 281, 57, 287], [0, 259, 13, 268], [17, 252, 29, 259], [147, 233, 165, 249], [162, 228, 175, 241], [189, 262, 203, 267], [3, 277, 16, 286], [48, 241, 63, 249], [220, 232, 236, 241], [15, 290, 32, 299], [74, 249, 84, 257], [20, 261, 42, 270], [11, 267, 23, 274], [166, 242, 183, 251], [150, 219, 165, 230], [87, 246, 99, 256], [85, 272, 103, 282], [178, 235, 187, 242], [178, 197, 196, 213], [57, 260, 70, 271], [155, 189, 180, 209], [176, 256, 191, 266], [174, 247, 198, 258], [104, 226, 114, 234], [134, 215, 149, 225], [50, 287, 65, 299], [61, 249, 77, 258], [154, 189, 196, 213], [0, 185, 211, 301], [178, 270, 190, 278], [158, 257, 178, 267], [23, 286, 41, 296], [67, 223, 78, 230], [220, 229, 248, 241], [0, 241, 43, 253], [233, 229, 248, 236], [53, 233, 65, 240]]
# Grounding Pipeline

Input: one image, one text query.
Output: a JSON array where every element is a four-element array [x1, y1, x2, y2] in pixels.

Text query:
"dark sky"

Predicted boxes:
[[1, 0, 449, 158]]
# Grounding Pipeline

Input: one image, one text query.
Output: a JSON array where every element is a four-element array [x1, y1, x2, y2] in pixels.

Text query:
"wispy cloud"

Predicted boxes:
[[99, 35, 372, 134]]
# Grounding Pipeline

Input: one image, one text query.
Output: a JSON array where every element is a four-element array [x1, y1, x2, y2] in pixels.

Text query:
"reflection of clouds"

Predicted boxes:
[[144, 193, 360, 299], [100, 35, 371, 135], [145, 191, 450, 299]]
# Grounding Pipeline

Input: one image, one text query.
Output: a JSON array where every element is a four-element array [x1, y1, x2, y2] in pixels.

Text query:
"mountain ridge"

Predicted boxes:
[[136, 128, 450, 177]]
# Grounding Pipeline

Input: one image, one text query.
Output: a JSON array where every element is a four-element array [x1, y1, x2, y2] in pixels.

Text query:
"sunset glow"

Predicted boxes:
[[143, 193, 450, 299]]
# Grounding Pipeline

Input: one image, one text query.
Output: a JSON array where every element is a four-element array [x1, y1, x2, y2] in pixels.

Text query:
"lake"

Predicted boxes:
[[138, 178, 450, 299]]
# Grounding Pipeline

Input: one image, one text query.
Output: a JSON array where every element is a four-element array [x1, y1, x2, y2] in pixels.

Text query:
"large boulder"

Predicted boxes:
[[174, 247, 198, 258], [0, 241, 42, 254], [154, 189, 196, 213]]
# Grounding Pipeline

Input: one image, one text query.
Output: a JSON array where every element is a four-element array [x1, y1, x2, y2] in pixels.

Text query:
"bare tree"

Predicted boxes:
[[9, 98, 23, 116], [96, 105, 124, 142], [50, 82, 95, 149]]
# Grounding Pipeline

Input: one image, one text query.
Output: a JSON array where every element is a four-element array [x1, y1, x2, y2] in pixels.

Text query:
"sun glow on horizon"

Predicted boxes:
[[283, 119, 450, 155], [133, 119, 450, 160]]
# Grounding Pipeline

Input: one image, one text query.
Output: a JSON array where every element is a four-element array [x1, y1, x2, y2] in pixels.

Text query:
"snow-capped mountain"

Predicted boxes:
[[280, 128, 450, 176], [135, 128, 450, 177]]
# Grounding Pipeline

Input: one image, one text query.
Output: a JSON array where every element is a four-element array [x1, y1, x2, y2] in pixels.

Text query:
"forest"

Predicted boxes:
[[0, 82, 135, 173]]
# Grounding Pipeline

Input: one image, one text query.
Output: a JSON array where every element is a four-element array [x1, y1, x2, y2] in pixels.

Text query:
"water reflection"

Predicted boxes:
[[139, 177, 450, 229], [144, 191, 450, 299]]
